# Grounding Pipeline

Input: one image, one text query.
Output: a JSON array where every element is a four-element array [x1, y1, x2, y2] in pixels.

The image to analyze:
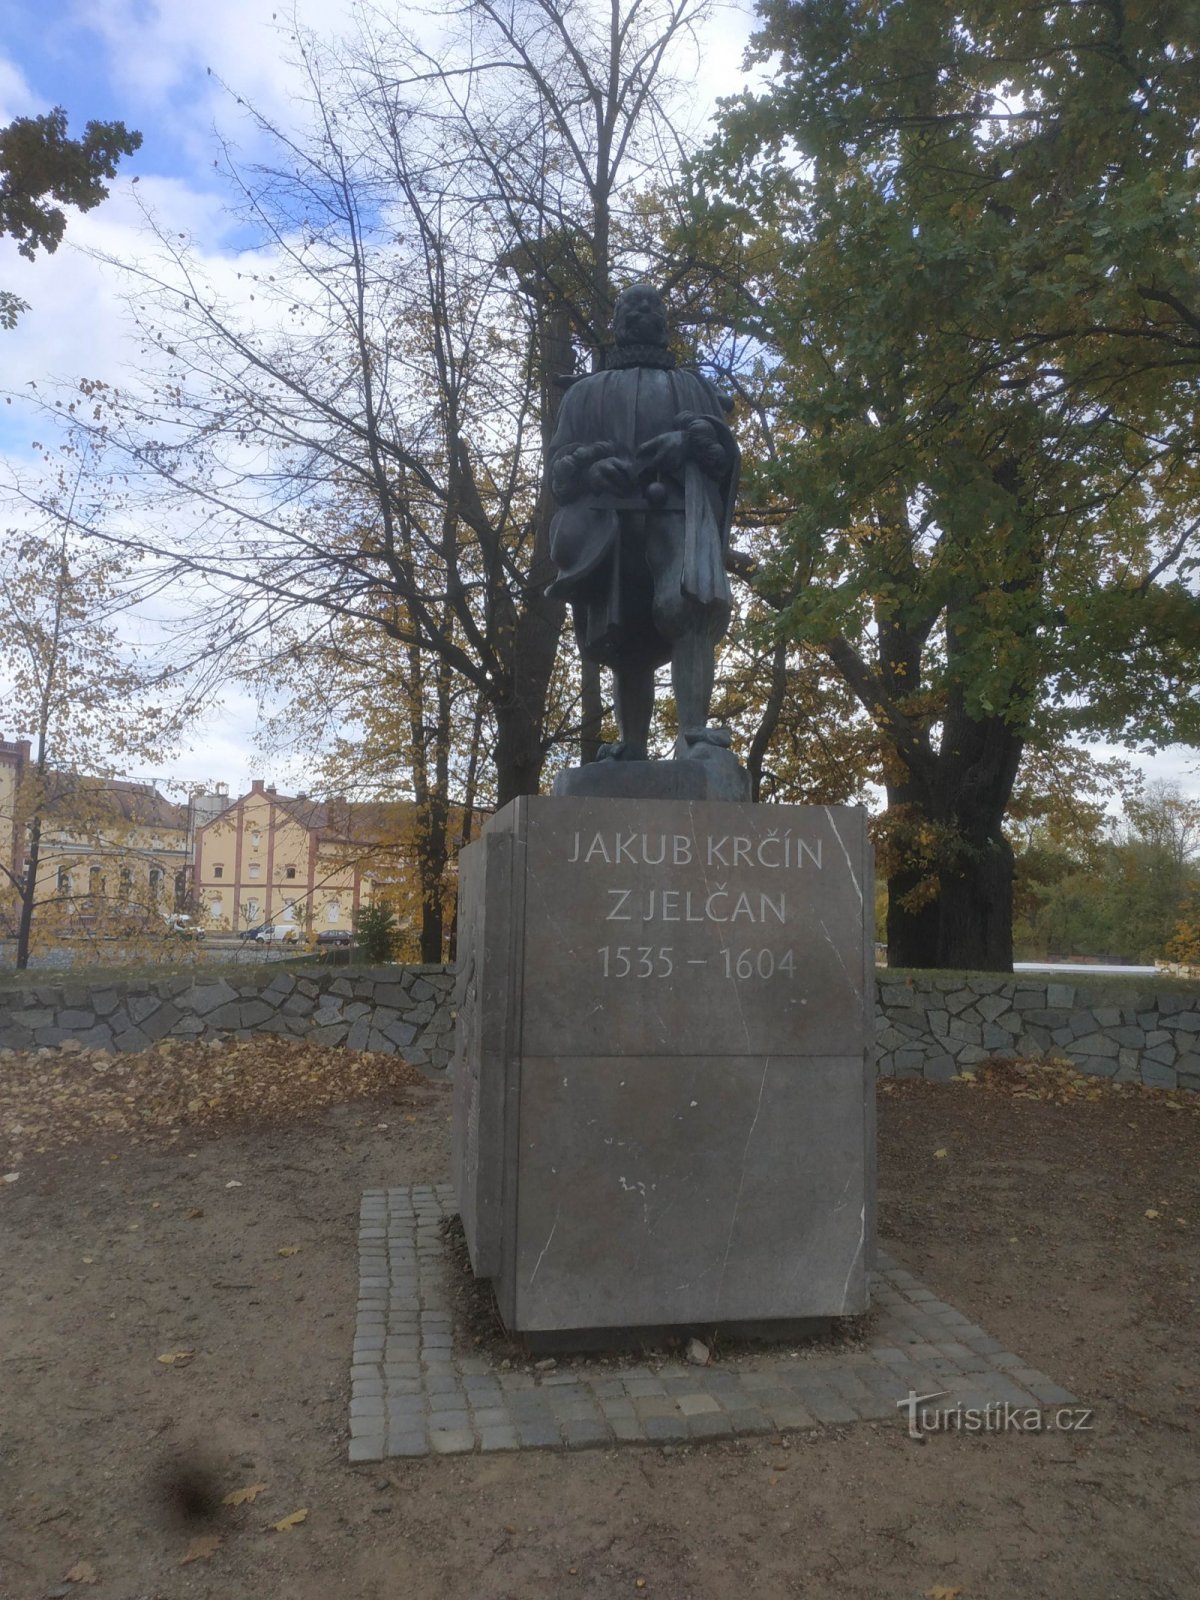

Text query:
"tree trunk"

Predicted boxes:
[[491, 291, 572, 806], [934, 829, 1015, 970], [14, 811, 40, 971], [494, 691, 551, 806], [746, 641, 788, 803], [885, 706, 1024, 972], [883, 774, 940, 968], [580, 660, 603, 765]]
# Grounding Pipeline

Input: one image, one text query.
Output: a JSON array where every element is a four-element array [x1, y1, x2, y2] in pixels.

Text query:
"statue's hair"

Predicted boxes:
[[615, 282, 663, 305]]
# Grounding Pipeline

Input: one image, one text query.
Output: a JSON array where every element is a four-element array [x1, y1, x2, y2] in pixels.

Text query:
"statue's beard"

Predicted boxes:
[[606, 340, 676, 370]]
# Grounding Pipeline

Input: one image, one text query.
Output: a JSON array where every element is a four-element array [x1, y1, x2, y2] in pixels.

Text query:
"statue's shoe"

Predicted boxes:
[[596, 740, 650, 762], [675, 726, 734, 753]]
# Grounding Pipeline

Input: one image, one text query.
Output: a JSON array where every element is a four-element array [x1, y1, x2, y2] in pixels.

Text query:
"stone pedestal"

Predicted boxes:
[[452, 795, 875, 1340]]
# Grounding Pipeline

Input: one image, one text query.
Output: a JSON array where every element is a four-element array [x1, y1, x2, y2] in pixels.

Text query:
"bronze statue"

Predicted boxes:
[[546, 283, 740, 765]]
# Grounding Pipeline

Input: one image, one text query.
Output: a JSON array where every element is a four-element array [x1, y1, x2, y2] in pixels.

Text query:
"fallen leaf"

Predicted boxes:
[[223, 1483, 267, 1506], [270, 1508, 308, 1532], [2, 1171, 19, 1183], [225, 1180, 243, 1189], [277, 1245, 300, 1257], [934, 1148, 947, 1159], [157, 1350, 195, 1367], [924, 1588, 962, 1600], [635, 1581, 647, 1591], [187, 1207, 205, 1219], [181, 1534, 221, 1564], [64, 1562, 99, 1584], [1145, 1209, 1160, 1220]]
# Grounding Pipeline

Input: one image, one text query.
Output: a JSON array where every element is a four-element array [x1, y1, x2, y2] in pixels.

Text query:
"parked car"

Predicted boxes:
[[239, 923, 266, 942], [163, 913, 205, 941], [254, 923, 300, 944], [315, 929, 352, 947]]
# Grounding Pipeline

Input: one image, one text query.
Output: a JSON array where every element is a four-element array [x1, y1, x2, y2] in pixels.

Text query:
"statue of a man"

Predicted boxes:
[[546, 283, 739, 762]]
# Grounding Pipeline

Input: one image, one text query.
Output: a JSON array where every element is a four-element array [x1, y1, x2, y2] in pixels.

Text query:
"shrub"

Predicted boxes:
[[354, 901, 399, 963]]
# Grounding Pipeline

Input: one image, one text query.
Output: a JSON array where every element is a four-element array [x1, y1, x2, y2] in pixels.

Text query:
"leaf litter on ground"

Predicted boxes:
[[0, 1035, 427, 1164], [881, 1053, 1200, 1113]]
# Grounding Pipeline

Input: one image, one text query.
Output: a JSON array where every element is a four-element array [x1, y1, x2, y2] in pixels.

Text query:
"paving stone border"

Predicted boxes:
[[4, 965, 1198, 1090], [349, 1184, 1078, 1461]]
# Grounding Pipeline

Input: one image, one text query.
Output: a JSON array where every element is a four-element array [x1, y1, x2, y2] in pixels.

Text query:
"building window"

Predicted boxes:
[[89, 866, 104, 898], [326, 900, 340, 924], [251, 829, 262, 848], [119, 866, 133, 898], [174, 871, 186, 908], [247, 897, 260, 919], [285, 865, 297, 880], [213, 864, 224, 879], [57, 867, 71, 895], [248, 861, 261, 880], [210, 893, 224, 919], [149, 867, 163, 900]]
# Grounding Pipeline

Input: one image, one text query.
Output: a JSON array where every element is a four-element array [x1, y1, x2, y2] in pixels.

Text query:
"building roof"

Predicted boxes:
[[42, 775, 189, 830], [195, 785, 481, 847]]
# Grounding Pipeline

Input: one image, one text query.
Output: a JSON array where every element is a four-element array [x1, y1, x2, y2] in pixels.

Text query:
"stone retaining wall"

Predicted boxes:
[[0, 965, 456, 1072], [2, 966, 1198, 1091], [877, 973, 1200, 1091]]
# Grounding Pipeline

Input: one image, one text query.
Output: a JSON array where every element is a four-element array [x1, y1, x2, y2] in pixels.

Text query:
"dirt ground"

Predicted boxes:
[[1, 1046, 1198, 1600]]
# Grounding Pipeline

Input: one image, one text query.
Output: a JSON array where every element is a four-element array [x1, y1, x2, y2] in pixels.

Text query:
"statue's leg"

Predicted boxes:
[[671, 622, 717, 733], [610, 659, 655, 760]]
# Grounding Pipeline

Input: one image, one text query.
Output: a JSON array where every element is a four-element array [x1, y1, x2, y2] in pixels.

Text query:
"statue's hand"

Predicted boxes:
[[684, 417, 728, 475], [586, 454, 637, 496], [636, 430, 687, 477], [552, 440, 618, 501]]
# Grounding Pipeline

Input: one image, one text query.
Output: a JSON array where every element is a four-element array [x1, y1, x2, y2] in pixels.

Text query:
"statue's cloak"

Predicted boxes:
[[545, 364, 739, 668]]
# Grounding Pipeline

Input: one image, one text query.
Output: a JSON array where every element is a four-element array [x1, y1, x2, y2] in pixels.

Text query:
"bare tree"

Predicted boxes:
[[9, 0, 714, 805], [0, 457, 186, 968]]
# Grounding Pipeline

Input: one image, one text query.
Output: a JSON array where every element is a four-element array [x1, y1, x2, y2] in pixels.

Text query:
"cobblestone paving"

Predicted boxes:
[[349, 1185, 1077, 1462]]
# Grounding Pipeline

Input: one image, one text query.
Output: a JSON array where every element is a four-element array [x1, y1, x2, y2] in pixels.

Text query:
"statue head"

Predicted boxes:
[[613, 283, 668, 350]]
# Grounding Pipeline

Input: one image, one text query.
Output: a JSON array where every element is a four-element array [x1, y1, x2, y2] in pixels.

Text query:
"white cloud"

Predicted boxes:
[[0, 52, 39, 121], [70, 0, 361, 128]]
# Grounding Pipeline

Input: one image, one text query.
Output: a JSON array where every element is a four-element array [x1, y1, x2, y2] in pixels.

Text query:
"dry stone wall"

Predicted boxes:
[[0, 965, 456, 1071], [877, 973, 1200, 1092], [2, 966, 1198, 1091]]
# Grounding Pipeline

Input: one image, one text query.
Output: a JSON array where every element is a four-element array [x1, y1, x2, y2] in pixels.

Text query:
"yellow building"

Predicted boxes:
[[0, 737, 191, 933], [193, 780, 386, 935]]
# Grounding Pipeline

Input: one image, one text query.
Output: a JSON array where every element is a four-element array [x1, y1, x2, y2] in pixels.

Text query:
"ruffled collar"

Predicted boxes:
[[604, 342, 676, 370]]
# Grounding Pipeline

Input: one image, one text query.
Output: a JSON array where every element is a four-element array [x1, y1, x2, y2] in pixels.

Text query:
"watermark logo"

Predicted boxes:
[[897, 1388, 1093, 1439]]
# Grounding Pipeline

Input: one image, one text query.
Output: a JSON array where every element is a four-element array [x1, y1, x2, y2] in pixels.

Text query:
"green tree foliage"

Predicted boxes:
[[1016, 779, 1200, 962], [695, 0, 1200, 971], [0, 107, 141, 328], [354, 900, 399, 964]]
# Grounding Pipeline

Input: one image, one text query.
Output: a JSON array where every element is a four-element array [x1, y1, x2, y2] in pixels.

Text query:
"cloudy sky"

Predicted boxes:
[[1, 0, 1194, 805]]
